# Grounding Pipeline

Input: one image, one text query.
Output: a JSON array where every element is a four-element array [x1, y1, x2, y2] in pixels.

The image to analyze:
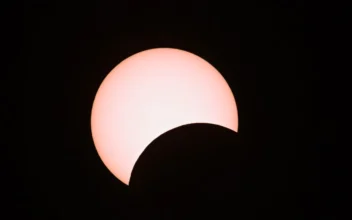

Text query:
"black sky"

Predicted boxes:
[[5, 0, 342, 219]]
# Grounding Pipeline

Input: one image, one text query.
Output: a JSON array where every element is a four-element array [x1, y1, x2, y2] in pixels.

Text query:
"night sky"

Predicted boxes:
[[6, 1, 341, 219]]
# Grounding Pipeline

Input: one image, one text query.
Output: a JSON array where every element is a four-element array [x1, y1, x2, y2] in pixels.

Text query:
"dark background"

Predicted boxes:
[[5, 0, 342, 219]]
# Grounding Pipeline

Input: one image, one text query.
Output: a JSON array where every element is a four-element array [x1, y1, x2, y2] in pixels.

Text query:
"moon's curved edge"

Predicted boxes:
[[128, 122, 238, 185]]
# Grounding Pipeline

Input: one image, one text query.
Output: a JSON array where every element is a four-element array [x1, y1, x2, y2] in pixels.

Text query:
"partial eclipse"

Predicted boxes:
[[91, 48, 238, 185]]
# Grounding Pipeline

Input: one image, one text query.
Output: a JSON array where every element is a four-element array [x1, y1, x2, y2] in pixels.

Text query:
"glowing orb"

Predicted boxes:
[[91, 48, 238, 185]]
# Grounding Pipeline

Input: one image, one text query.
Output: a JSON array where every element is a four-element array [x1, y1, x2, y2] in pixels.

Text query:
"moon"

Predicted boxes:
[[91, 48, 238, 185]]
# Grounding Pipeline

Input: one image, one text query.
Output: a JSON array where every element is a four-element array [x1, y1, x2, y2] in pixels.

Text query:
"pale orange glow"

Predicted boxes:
[[91, 48, 238, 185]]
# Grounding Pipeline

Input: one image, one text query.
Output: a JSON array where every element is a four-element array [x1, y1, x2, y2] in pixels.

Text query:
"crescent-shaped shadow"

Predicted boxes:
[[128, 123, 259, 218]]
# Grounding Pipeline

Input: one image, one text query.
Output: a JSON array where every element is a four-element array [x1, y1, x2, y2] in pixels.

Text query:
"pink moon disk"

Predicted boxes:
[[91, 48, 239, 185]]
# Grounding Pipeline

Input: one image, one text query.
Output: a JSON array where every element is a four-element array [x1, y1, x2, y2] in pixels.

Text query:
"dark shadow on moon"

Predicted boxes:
[[130, 123, 246, 195], [128, 123, 272, 218]]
